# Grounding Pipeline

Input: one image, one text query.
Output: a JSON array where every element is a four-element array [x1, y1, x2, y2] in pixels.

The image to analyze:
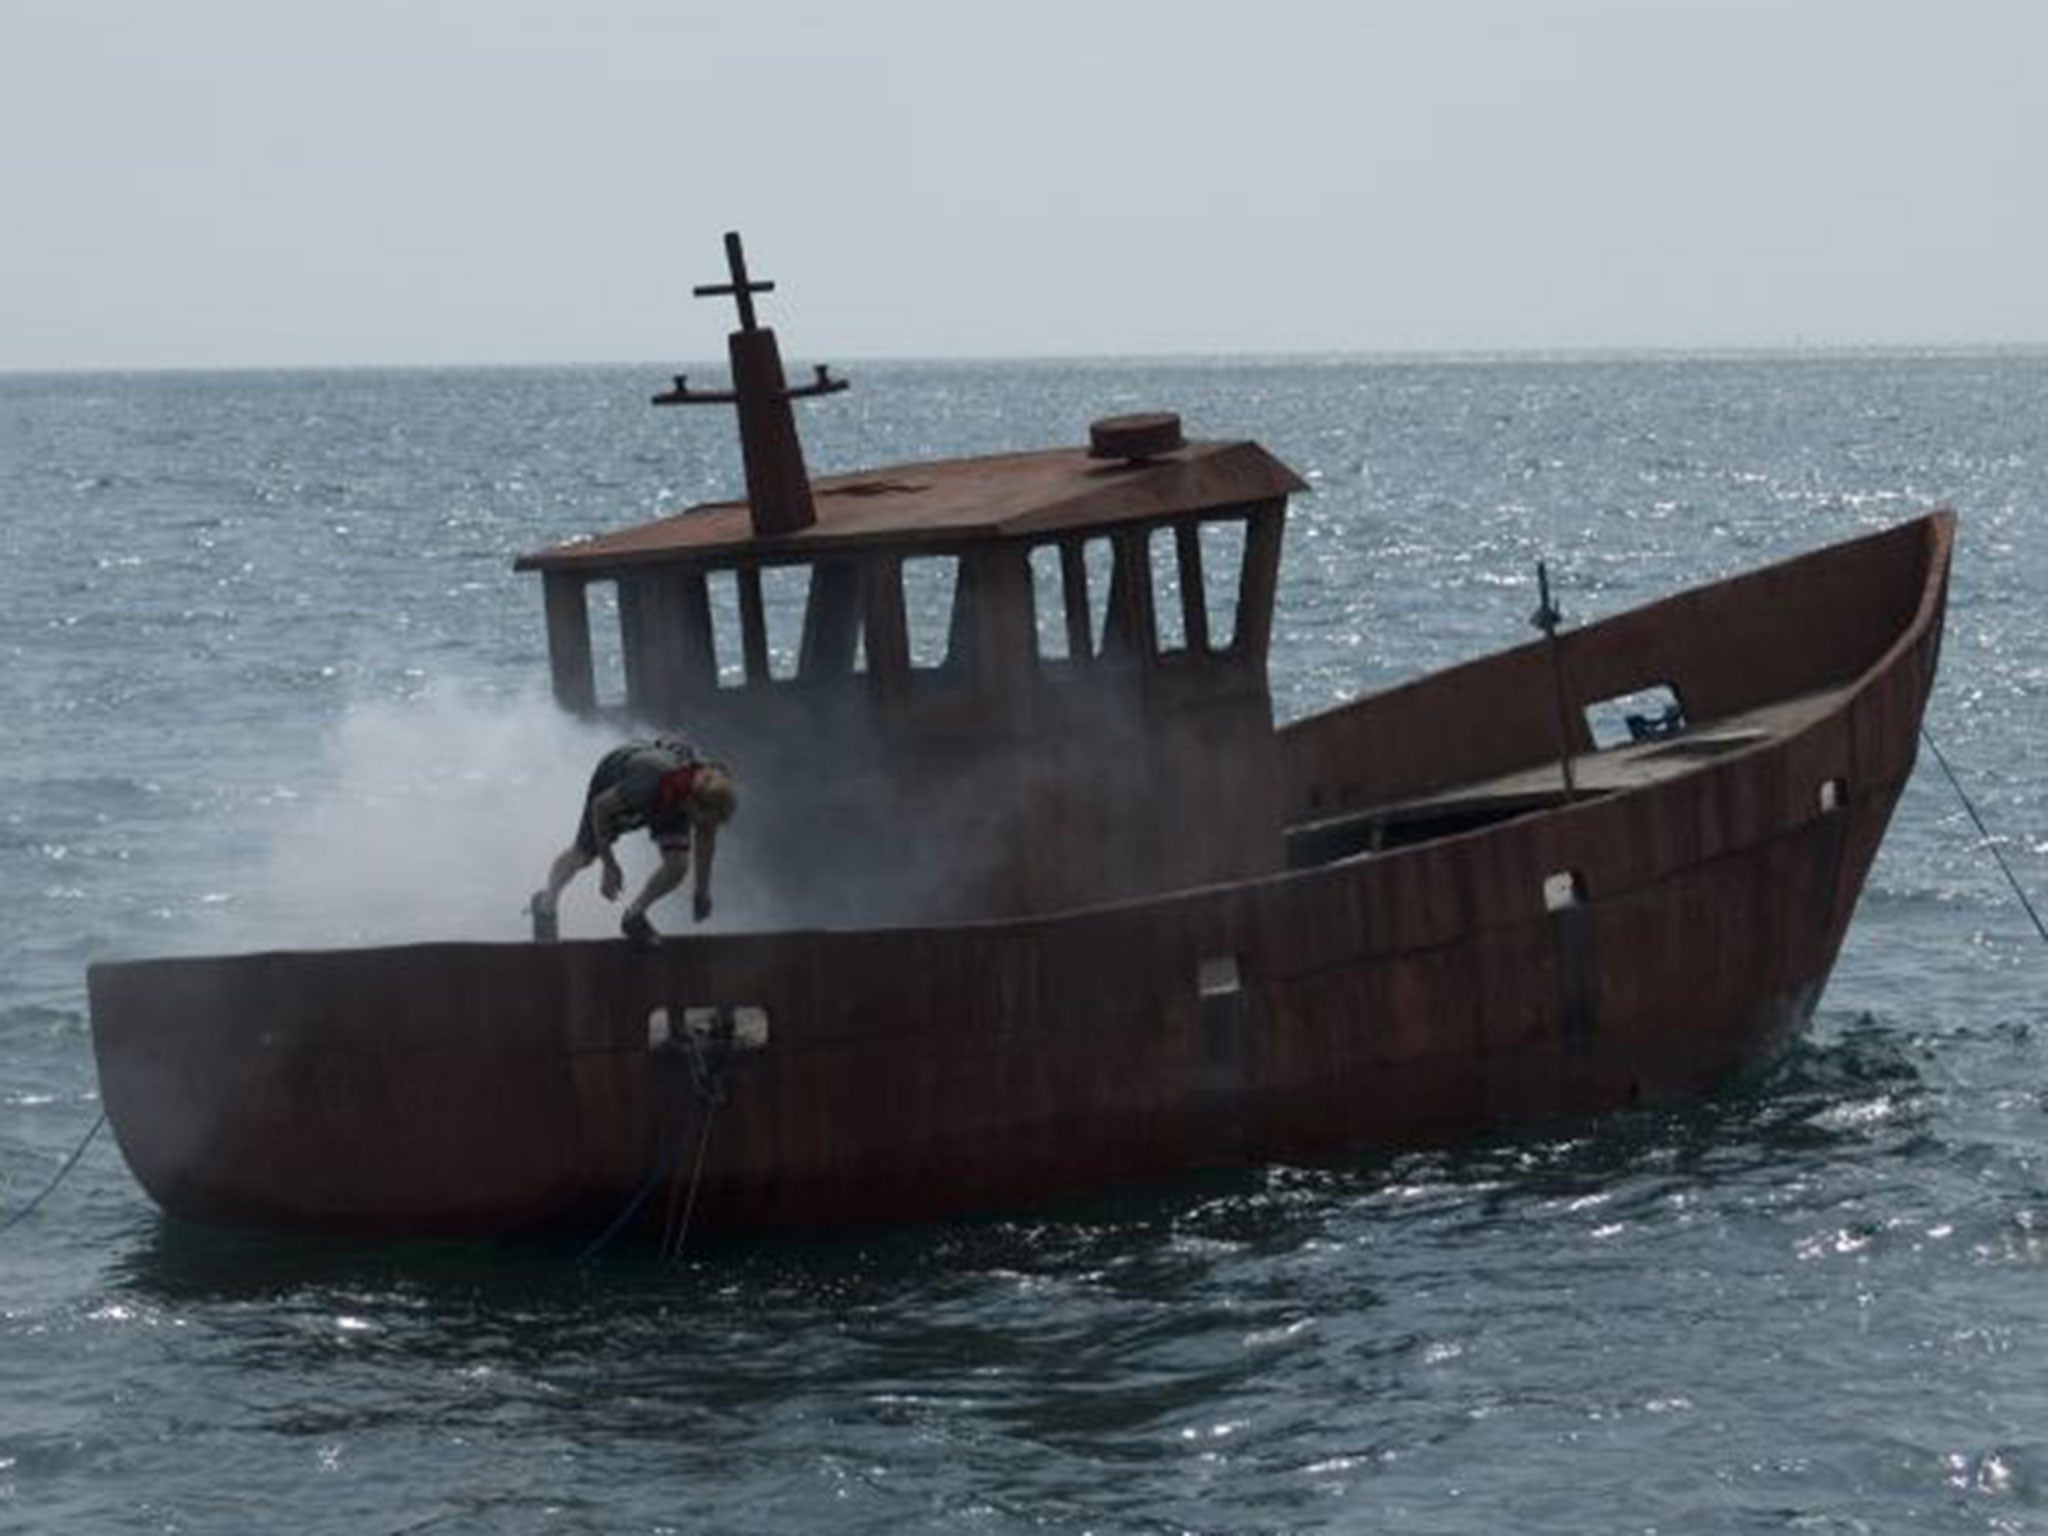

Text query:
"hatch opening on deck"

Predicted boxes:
[[1584, 683, 1686, 749]]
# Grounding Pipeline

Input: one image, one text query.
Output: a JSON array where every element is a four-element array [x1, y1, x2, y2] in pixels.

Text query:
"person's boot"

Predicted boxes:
[[620, 910, 658, 951], [528, 891, 558, 943]]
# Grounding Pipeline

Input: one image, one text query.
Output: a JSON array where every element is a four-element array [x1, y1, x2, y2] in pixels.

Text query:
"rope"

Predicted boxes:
[[660, 1017, 730, 1263], [1922, 726, 2048, 946], [575, 1113, 700, 1264], [662, 1104, 720, 1265], [1, 1110, 106, 1234], [580, 1013, 733, 1265], [657, 1115, 693, 1256]]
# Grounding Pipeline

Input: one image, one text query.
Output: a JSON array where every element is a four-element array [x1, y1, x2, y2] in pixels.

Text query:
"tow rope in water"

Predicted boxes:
[[1923, 726, 2048, 946], [0, 1110, 106, 1235], [660, 1103, 721, 1264], [576, 1113, 701, 1264], [659, 1017, 731, 1263]]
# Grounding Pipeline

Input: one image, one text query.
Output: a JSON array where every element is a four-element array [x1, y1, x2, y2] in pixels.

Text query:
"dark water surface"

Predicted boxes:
[[4, 354, 2047, 1532]]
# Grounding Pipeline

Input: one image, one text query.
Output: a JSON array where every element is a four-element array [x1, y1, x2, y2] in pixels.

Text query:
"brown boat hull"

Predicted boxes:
[[87, 514, 1952, 1240]]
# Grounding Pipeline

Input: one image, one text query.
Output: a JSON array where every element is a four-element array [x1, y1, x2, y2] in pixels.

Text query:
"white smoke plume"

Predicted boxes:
[[242, 683, 659, 948]]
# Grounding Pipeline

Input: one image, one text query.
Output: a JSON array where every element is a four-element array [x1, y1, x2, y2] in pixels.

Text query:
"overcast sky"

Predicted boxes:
[[3, 0, 2042, 370]]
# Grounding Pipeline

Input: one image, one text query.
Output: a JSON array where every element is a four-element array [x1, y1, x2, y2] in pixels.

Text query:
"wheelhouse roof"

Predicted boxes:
[[515, 439, 1305, 575]]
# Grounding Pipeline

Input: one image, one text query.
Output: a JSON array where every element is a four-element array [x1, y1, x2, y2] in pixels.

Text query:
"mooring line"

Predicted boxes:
[[582, 1020, 733, 1266], [1, 1110, 106, 1234], [1923, 727, 2048, 947], [577, 1117, 698, 1265], [662, 1104, 720, 1265]]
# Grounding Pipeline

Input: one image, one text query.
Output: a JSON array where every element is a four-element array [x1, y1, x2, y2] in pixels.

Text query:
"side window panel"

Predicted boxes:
[[705, 570, 746, 689], [1200, 520, 1246, 652], [1150, 527, 1187, 653], [903, 555, 960, 669]]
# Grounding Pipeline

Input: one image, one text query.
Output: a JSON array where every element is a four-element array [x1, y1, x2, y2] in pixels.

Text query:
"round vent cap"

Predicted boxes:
[[1088, 411, 1185, 463]]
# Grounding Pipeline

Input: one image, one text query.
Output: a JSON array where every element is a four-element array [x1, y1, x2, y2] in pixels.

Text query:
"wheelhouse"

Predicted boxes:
[[516, 235, 1306, 924]]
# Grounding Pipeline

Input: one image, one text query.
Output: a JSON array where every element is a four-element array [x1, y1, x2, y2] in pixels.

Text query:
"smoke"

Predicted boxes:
[[228, 628, 1275, 953], [228, 672, 1016, 953], [243, 683, 645, 948]]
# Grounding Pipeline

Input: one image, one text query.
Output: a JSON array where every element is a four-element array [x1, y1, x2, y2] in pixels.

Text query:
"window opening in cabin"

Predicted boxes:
[[1150, 526, 1187, 653], [759, 564, 809, 682], [1200, 520, 1246, 652], [587, 580, 627, 709], [902, 555, 960, 669], [1083, 536, 1116, 656], [1029, 544, 1071, 661], [800, 559, 863, 678], [1584, 683, 1686, 750], [705, 570, 746, 690]]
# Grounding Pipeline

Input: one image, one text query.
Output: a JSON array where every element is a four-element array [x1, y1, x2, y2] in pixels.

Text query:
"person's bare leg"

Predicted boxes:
[[543, 845, 592, 908], [622, 846, 689, 929], [530, 846, 595, 940]]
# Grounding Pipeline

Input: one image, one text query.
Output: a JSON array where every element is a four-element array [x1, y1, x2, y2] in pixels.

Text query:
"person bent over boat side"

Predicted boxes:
[[530, 739, 738, 948]]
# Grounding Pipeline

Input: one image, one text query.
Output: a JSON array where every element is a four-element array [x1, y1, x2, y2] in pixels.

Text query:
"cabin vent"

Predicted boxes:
[[1543, 871, 1587, 912], [1088, 410, 1185, 463], [1819, 777, 1847, 814]]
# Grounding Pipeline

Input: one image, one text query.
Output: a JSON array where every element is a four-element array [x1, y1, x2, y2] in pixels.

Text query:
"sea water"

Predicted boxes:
[[3, 353, 2046, 1532]]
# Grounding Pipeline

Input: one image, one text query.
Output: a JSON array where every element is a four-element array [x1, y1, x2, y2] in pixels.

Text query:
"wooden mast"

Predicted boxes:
[[652, 230, 847, 537]]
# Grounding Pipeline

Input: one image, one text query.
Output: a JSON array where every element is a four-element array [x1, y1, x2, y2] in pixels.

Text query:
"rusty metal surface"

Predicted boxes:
[[1277, 513, 1948, 821], [88, 512, 1951, 1239], [653, 231, 847, 539], [514, 441, 1308, 573], [1088, 412, 1187, 462]]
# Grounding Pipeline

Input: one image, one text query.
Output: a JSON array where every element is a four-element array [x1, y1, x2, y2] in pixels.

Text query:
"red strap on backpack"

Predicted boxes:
[[656, 764, 700, 811]]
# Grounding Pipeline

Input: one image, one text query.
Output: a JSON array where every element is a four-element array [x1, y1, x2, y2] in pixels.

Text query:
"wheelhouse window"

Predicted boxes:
[[542, 505, 1277, 721], [587, 579, 627, 707], [758, 565, 809, 681], [705, 570, 747, 690], [1029, 544, 1071, 661], [1150, 526, 1188, 653], [902, 556, 961, 670], [1199, 519, 1246, 652], [1027, 518, 1253, 669], [1084, 535, 1118, 656]]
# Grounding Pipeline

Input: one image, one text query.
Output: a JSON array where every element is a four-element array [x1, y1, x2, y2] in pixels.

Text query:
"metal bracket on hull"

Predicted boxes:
[[1811, 778, 1851, 941], [1544, 870, 1598, 1047], [649, 1005, 770, 1053]]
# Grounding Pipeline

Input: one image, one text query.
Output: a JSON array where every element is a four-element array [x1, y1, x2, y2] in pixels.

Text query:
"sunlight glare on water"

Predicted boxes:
[[3, 353, 2048, 1531]]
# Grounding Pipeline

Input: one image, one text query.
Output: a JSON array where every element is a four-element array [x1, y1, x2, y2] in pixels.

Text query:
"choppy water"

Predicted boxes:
[[4, 353, 2047, 1532]]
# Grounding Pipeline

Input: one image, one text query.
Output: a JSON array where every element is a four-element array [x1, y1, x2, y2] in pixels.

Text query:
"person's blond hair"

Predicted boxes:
[[690, 765, 738, 825]]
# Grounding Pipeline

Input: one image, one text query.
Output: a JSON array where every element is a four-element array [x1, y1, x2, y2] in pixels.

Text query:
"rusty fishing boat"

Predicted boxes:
[[88, 235, 1954, 1240]]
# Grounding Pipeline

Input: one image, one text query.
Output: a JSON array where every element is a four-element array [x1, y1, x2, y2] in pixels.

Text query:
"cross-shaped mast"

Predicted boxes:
[[693, 231, 774, 333], [653, 230, 847, 537]]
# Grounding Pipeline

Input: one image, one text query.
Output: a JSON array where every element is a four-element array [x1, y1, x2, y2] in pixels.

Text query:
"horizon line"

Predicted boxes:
[[7, 337, 2048, 381]]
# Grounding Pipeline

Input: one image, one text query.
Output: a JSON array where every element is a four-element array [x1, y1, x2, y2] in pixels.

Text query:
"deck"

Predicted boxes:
[[1284, 684, 1856, 865]]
